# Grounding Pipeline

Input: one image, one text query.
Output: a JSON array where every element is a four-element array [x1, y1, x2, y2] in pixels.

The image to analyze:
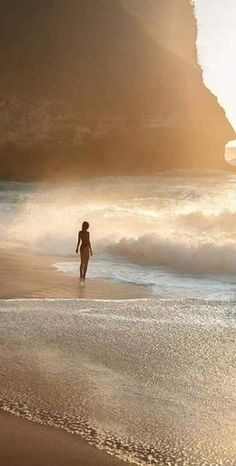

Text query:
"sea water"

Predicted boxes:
[[0, 298, 235, 465], [2, 171, 236, 298]]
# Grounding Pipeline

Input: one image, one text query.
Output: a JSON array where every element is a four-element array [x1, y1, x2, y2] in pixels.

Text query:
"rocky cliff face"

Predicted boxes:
[[122, 0, 198, 66], [0, 0, 234, 180]]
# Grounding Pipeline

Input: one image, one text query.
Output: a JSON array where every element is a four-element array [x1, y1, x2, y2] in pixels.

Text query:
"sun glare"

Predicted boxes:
[[194, 0, 236, 133], [225, 140, 236, 166]]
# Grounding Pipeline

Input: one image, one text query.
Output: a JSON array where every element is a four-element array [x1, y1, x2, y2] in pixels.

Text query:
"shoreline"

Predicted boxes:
[[0, 248, 150, 299], [0, 248, 147, 465], [0, 410, 128, 466]]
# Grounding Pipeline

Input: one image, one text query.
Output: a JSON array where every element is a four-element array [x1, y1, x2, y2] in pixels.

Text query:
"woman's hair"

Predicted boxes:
[[82, 221, 89, 231]]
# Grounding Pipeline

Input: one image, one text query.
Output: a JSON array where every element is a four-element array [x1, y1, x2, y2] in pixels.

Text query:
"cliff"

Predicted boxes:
[[122, 0, 198, 66], [0, 0, 234, 180]]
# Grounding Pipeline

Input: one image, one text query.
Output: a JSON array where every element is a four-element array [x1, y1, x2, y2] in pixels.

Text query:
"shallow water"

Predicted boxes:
[[1, 298, 236, 465], [54, 258, 236, 300]]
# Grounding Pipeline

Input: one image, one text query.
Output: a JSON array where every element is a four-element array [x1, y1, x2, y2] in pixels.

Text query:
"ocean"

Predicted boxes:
[[2, 171, 236, 298], [0, 171, 236, 465]]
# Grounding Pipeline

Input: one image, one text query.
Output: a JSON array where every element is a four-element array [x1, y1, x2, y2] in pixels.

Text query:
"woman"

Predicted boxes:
[[75, 221, 93, 280]]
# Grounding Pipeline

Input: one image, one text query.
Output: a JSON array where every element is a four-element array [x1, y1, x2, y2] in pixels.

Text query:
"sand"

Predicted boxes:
[[0, 411, 128, 466], [0, 248, 149, 465], [0, 248, 150, 299]]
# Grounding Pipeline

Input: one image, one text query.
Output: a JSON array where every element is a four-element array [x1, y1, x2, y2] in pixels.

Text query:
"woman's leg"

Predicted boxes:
[[80, 262, 84, 279], [80, 248, 84, 279], [80, 247, 89, 279], [83, 259, 89, 279]]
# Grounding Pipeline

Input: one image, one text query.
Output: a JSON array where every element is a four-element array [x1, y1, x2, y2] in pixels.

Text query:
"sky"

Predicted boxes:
[[193, 0, 236, 138]]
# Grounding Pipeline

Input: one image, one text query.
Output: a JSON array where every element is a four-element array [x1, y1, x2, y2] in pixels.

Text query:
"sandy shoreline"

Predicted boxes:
[[0, 248, 150, 299], [0, 248, 148, 465], [0, 410, 128, 466]]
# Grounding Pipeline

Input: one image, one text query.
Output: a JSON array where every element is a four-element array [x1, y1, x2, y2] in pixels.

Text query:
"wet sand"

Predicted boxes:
[[0, 248, 149, 465], [0, 411, 127, 466], [0, 249, 150, 299]]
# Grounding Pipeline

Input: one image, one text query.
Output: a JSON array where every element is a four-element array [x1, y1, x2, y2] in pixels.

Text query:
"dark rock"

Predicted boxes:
[[0, 0, 234, 180]]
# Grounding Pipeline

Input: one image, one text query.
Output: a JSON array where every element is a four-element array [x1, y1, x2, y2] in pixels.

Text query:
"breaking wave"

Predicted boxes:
[[105, 233, 236, 275], [2, 172, 236, 278]]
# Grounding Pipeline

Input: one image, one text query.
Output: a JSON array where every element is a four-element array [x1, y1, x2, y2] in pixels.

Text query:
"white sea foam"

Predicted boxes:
[[104, 234, 236, 274]]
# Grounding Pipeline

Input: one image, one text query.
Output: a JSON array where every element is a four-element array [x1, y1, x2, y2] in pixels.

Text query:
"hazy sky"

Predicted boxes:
[[194, 0, 236, 133]]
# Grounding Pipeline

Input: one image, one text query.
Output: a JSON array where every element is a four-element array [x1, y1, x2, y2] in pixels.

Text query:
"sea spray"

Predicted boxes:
[[2, 172, 236, 296]]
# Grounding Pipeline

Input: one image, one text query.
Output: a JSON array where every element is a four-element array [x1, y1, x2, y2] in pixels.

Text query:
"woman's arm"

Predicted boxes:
[[75, 231, 81, 254]]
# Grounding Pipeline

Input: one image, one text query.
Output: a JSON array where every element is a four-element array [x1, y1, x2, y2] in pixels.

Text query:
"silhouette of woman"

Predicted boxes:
[[76, 221, 93, 279]]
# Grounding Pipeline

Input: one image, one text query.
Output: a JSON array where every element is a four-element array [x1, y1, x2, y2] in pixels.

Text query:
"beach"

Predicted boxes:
[[0, 249, 151, 299], [1, 0, 236, 460], [1, 175, 236, 466], [1, 295, 235, 466], [0, 411, 127, 466], [0, 249, 150, 466]]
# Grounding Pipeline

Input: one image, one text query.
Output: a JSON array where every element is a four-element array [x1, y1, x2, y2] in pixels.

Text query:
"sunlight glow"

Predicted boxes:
[[225, 140, 236, 166], [193, 0, 236, 132]]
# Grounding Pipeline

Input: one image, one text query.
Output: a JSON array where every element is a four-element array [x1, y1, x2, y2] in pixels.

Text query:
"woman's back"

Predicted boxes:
[[80, 230, 89, 246]]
